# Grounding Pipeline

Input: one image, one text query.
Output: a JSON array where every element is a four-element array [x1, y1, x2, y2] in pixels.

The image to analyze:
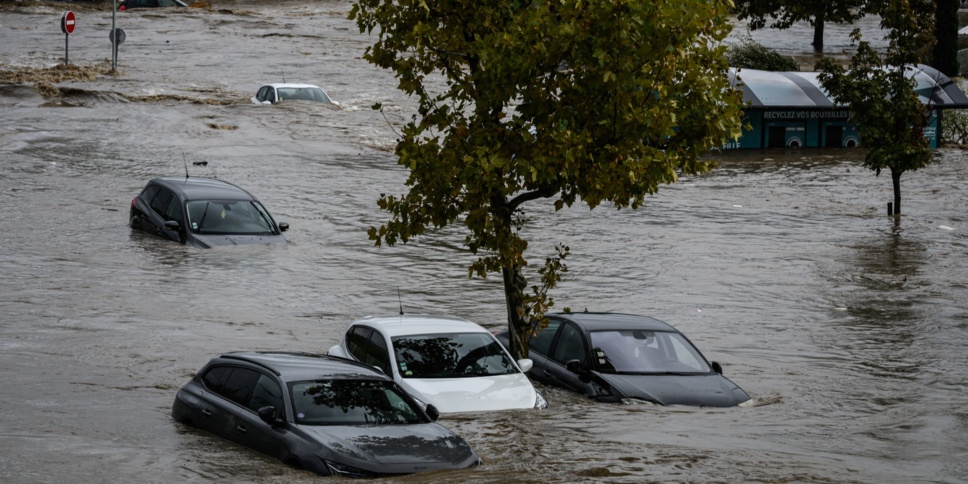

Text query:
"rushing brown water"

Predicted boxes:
[[1, 2, 965, 483]]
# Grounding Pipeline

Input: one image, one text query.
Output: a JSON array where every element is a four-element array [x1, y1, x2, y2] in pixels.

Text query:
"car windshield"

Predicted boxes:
[[392, 332, 519, 378], [186, 200, 276, 235], [289, 379, 426, 426], [589, 330, 710, 374], [276, 87, 332, 103]]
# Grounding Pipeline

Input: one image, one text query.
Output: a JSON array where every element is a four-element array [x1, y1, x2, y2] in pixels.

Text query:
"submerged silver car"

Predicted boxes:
[[251, 83, 338, 106], [171, 351, 481, 478]]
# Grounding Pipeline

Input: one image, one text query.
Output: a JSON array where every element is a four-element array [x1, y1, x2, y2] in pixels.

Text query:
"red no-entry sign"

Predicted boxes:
[[61, 11, 76, 35]]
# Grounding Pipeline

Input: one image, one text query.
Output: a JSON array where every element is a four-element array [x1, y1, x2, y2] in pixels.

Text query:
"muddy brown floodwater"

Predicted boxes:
[[1, 2, 965, 483]]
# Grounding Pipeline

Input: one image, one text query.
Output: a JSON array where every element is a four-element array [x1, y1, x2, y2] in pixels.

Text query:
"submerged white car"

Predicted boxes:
[[328, 314, 547, 413], [251, 83, 338, 106]]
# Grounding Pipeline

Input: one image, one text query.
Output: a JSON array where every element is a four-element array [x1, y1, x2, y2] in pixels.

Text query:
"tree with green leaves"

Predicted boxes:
[[816, 0, 936, 216], [351, 0, 745, 359], [734, 0, 868, 52]]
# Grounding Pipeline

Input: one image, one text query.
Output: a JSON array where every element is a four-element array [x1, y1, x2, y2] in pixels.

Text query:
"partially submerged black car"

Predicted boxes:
[[172, 351, 481, 478], [130, 176, 288, 248], [497, 312, 752, 407]]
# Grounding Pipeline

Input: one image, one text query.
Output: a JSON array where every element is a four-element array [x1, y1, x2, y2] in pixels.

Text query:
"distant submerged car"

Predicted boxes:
[[496, 312, 753, 407], [129, 176, 289, 248], [251, 83, 339, 106], [118, 0, 188, 10]]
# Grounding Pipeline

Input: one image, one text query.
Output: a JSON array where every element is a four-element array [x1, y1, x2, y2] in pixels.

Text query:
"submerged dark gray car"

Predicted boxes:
[[130, 176, 288, 248], [171, 351, 480, 478], [497, 312, 752, 407]]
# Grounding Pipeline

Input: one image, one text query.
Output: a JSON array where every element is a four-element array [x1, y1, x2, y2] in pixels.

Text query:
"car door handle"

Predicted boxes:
[[235, 424, 247, 434], [201, 409, 213, 417]]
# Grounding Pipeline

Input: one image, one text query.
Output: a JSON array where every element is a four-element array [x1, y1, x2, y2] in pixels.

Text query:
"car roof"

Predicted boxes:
[[550, 312, 678, 332], [150, 177, 257, 201], [265, 83, 323, 90], [215, 351, 387, 382], [352, 314, 492, 338]]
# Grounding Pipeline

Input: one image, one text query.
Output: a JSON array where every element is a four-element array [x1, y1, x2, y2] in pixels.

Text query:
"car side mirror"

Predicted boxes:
[[565, 359, 582, 374], [425, 404, 440, 422], [258, 406, 282, 426], [517, 358, 533, 373], [711, 361, 723, 375], [164, 220, 181, 231], [278, 222, 289, 232]]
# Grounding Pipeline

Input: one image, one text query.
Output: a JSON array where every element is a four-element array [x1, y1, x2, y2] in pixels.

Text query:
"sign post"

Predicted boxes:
[[60, 10, 76, 65], [110, 0, 125, 72]]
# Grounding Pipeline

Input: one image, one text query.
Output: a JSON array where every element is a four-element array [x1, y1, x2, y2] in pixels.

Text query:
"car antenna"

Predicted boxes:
[[183, 154, 190, 179], [398, 287, 404, 315]]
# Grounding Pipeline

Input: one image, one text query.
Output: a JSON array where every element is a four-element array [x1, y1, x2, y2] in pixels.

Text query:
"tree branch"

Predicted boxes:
[[508, 186, 557, 210]]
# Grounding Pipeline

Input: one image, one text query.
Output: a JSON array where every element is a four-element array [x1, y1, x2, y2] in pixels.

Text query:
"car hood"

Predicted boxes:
[[295, 423, 476, 471], [189, 234, 286, 248], [597, 372, 750, 407], [402, 374, 536, 413]]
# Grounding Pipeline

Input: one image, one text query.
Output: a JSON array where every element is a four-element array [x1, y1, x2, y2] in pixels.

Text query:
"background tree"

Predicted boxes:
[[816, 0, 936, 216], [734, 0, 868, 51], [352, 0, 745, 359], [931, 0, 959, 76]]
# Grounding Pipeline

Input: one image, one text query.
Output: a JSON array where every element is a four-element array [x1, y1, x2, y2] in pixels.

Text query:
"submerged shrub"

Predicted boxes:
[[942, 109, 968, 146], [726, 40, 800, 71]]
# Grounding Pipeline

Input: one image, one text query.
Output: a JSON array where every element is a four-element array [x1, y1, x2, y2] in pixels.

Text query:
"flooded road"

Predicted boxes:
[[1, 2, 965, 483]]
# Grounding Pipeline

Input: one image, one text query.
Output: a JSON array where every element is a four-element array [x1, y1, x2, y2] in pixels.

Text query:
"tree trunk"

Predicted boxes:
[[892, 168, 902, 215], [502, 264, 530, 360], [812, 12, 826, 52]]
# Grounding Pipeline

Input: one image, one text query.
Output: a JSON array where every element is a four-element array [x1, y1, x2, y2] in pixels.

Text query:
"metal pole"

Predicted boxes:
[[64, 34, 68, 65], [112, 0, 117, 72]]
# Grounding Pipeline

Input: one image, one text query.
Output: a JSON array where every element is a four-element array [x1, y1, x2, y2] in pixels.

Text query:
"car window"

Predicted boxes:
[[289, 379, 425, 426], [140, 185, 160, 204], [186, 200, 275, 235], [274, 87, 331, 103], [256, 86, 269, 102], [392, 332, 518, 378], [202, 366, 261, 407], [551, 323, 587, 366], [529, 319, 562, 356], [163, 197, 183, 224], [148, 189, 174, 218], [364, 331, 392, 376], [304, 88, 332, 103], [664, 334, 708, 372], [248, 373, 284, 416], [201, 366, 231, 393], [346, 326, 372, 362], [589, 330, 710, 373]]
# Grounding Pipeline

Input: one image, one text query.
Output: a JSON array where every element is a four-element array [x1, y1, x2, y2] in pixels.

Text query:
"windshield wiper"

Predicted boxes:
[[196, 201, 211, 231]]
